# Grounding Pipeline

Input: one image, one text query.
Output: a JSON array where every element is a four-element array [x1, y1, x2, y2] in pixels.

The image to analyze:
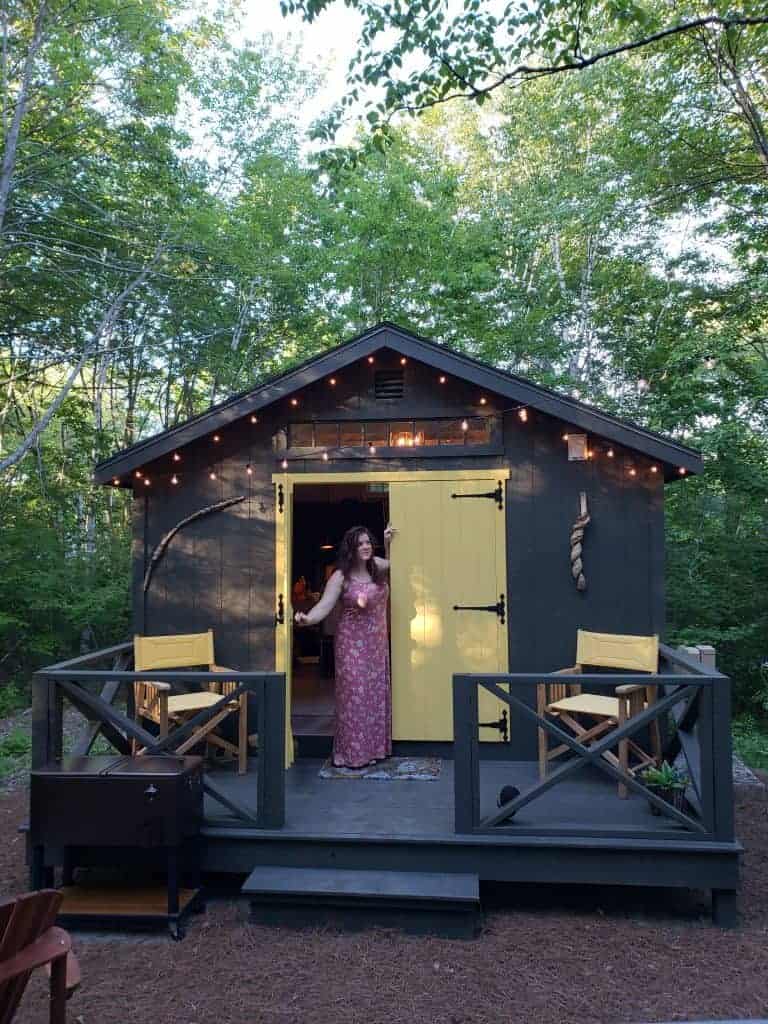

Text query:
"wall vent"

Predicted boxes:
[[374, 369, 404, 400]]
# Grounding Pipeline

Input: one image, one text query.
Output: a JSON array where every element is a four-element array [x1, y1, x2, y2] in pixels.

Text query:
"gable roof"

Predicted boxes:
[[94, 321, 703, 484]]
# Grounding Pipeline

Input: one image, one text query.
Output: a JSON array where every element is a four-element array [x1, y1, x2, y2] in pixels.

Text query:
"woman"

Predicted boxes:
[[295, 523, 396, 768]]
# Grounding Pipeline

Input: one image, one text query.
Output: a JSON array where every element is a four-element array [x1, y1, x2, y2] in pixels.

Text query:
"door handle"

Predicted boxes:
[[275, 593, 285, 626]]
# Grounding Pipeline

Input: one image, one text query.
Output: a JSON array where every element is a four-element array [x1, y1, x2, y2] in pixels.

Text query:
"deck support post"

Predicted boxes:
[[32, 675, 61, 769], [256, 674, 286, 829], [453, 675, 480, 833], [712, 888, 738, 928]]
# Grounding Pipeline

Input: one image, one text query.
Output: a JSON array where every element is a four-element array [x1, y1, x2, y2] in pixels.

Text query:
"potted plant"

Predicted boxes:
[[640, 761, 689, 815]]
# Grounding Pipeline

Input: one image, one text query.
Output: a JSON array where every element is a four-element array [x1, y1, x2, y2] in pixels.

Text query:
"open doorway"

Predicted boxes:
[[290, 482, 389, 745]]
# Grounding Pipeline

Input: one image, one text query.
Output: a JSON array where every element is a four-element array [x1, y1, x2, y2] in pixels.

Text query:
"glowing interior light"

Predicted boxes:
[[322, 452, 329, 461], [369, 445, 376, 455], [461, 420, 469, 431], [281, 459, 288, 469]]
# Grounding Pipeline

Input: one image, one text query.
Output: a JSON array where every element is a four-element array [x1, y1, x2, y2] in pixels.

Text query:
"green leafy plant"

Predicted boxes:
[[640, 760, 688, 790], [0, 729, 32, 759]]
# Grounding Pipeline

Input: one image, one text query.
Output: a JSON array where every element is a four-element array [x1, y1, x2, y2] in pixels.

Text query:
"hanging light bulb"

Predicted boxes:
[[322, 452, 329, 461], [518, 408, 528, 422], [369, 445, 376, 455], [650, 465, 658, 474], [171, 474, 179, 485], [628, 467, 637, 477], [368, 356, 374, 364], [250, 415, 258, 424], [112, 477, 120, 486], [143, 477, 151, 486], [134, 470, 143, 478], [209, 470, 217, 480], [400, 357, 407, 365], [562, 433, 569, 441], [172, 452, 181, 462], [439, 375, 446, 384], [281, 458, 288, 469], [479, 396, 487, 405], [246, 463, 253, 476], [329, 378, 336, 386], [678, 467, 687, 476], [461, 419, 469, 431], [290, 398, 298, 407], [213, 434, 220, 443], [607, 448, 614, 458]]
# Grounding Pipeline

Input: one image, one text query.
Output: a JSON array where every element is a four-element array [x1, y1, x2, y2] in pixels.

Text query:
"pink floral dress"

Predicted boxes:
[[333, 577, 392, 768]]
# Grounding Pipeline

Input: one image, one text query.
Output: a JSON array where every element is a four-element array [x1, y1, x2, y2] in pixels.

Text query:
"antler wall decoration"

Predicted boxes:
[[570, 491, 590, 592], [143, 495, 246, 593]]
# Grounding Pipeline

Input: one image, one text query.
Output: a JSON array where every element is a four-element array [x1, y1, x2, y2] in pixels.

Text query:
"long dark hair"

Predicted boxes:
[[336, 525, 381, 583]]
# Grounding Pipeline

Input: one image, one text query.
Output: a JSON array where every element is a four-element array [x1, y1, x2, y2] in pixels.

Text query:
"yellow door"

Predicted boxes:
[[389, 477, 508, 741], [274, 474, 295, 767]]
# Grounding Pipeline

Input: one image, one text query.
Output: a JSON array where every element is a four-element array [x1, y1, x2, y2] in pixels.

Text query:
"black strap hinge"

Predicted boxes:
[[450, 480, 503, 510], [453, 594, 505, 625]]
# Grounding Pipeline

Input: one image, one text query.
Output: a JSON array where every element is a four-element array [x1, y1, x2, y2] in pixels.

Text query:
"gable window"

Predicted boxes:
[[284, 416, 497, 452]]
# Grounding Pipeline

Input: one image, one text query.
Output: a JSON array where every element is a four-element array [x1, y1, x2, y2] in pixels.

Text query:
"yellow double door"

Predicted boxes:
[[275, 470, 509, 758]]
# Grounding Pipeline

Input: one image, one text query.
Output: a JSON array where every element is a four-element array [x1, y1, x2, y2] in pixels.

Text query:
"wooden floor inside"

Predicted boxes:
[[204, 758, 689, 838]]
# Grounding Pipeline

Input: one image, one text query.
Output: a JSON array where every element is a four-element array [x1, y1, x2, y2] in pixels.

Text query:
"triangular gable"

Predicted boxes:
[[94, 322, 702, 483]]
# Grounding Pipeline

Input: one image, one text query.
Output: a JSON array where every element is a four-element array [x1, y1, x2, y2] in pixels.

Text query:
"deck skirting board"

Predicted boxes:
[[201, 829, 740, 891]]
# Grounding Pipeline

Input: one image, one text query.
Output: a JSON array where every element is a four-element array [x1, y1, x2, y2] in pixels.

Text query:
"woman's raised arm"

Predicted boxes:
[[295, 570, 343, 626]]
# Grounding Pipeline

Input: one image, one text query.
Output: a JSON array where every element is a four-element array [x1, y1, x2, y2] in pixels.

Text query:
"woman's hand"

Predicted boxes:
[[294, 611, 310, 627], [384, 523, 397, 545]]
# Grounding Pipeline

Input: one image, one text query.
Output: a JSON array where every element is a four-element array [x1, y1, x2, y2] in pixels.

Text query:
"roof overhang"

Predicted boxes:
[[94, 322, 703, 485]]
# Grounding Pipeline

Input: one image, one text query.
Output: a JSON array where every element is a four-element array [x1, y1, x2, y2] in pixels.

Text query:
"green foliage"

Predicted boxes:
[[640, 760, 689, 789], [732, 716, 768, 772]]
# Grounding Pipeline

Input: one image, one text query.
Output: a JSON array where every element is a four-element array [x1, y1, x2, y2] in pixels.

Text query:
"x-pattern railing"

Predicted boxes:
[[33, 644, 286, 829], [453, 647, 735, 841]]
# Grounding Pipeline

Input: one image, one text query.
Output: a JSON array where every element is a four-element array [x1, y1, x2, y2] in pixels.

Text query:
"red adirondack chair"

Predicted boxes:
[[0, 890, 80, 1024]]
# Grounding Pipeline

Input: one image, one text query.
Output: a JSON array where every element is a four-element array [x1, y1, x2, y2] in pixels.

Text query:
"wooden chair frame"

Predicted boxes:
[[537, 630, 662, 798], [0, 890, 80, 1024], [133, 631, 248, 775]]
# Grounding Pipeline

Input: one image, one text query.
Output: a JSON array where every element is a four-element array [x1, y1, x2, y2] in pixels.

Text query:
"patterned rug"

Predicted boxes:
[[318, 756, 442, 781]]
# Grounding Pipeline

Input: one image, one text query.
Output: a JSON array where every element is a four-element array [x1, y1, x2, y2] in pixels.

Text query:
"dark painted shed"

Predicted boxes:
[[94, 322, 701, 755]]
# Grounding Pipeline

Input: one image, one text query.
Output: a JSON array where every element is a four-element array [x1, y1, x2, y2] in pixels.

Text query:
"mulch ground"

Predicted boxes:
[[2, 781, 767, 1024]]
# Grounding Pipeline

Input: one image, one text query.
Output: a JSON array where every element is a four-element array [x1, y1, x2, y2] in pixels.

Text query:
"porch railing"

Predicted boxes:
[[33, 643, 286, 829], [452, 643, 735, 841]]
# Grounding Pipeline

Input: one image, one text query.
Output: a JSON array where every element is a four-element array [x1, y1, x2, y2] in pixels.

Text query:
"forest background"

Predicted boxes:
[[1, 0, 767, 764]]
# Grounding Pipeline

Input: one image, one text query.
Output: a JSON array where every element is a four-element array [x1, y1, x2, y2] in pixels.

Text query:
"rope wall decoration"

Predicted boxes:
[[142, 495, 246, 593], [570, 491, 590, 592]]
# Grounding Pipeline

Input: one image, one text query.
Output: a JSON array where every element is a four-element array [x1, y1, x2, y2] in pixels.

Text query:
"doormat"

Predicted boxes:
[[318, 757, 441, 781]]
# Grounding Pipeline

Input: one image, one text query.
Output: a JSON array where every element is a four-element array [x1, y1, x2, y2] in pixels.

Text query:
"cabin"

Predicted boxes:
[[30, 323, 740, 936]]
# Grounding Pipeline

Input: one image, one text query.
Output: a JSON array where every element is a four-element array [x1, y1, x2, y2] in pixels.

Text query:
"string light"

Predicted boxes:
[[329, 378, 336, 386], [213, 434, 220, 443], [250, 415, 258, 424], [322, 452, 329, 461], [112, 477, 120, 486], [628, 467, 637, 477], [678, 467, 687, 476], [171, 474, 179, 485], [586, 449, 593, 459], [209, 470, 217, 480], [479, 397, 487, 405], [562, 433, 569, 441], [400, 357, 407, 365], [651, 465, 658, 474], [134, 470, 143, 478], [368, 356, 374, 364], [172, 452, 181, 462], [281, 459, 288, 469], [246, 463, 253, 476], [461, 419, 469, 431], [439, 375, 446, 384], [607, 448, 614, 458], [369, 445, 376, 455], [143, 477, 151, 486], [290, 398, 298, 407], [518, 408, 528, 422]]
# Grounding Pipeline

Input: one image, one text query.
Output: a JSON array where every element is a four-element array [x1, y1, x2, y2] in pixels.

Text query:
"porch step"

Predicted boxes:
[[242, 866, 481, 938]]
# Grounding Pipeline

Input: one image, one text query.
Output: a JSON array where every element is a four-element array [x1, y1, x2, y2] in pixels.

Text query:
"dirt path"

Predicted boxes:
[[2, 780, 767, 1024]]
